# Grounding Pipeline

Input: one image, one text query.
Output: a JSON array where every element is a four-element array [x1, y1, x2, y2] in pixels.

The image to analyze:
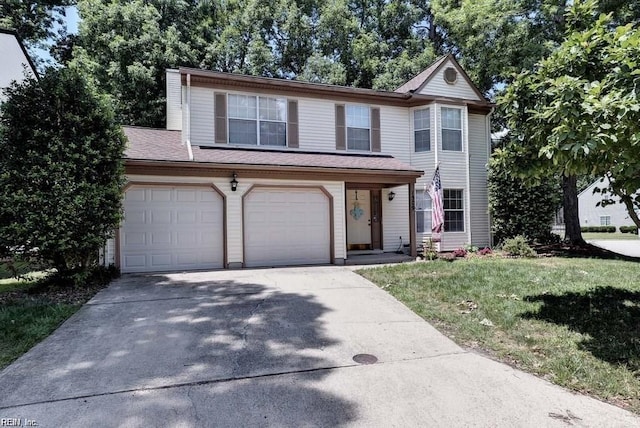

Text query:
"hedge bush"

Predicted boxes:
[[580, 226, 616, 233], [620, 225, 639, 234], [489, 149, 560, 245]]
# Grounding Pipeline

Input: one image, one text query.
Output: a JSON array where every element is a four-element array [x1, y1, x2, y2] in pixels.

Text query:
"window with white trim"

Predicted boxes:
[[228, 94, 287, 146], [441, 107, 462, 151], [346, 105, 370, 151], [600, 215, 611, 226], [415, 190, 432, 234], [444, 189, 464, 232], [414, 108, 430, 152]]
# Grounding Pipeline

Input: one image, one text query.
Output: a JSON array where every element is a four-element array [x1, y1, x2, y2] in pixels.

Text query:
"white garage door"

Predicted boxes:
[[244, 188, 331, 267], [121, 186, 224, 273]]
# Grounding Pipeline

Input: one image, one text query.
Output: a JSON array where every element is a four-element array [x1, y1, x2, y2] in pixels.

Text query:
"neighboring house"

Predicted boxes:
[[0, 29, 37, 102], [556, 178, 639, 230], [106, 54, 493, 272]]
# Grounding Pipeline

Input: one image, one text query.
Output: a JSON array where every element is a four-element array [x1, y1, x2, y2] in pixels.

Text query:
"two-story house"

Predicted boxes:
[[0, 28, 37, 102], [107, 55, 492, 272]]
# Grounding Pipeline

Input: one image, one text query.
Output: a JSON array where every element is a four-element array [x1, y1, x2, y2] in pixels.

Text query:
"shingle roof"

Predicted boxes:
[[123, 126, 422, 173], [394, 55, 449, 93], [123, 126, 188, 161]]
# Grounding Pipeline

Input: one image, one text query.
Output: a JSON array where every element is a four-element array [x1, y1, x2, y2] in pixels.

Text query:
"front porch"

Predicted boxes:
[[345, 182, 418, 260]]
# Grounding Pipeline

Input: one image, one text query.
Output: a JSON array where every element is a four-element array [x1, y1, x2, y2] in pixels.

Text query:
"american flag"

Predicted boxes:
[[428, 166, 444, 242]]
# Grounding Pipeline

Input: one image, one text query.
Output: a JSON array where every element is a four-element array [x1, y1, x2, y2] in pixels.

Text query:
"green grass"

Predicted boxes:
[[0, 301, 80, 368], [0, 269, 80, 370], [359, 257, 640, 412], [582, 232, 639, 241]]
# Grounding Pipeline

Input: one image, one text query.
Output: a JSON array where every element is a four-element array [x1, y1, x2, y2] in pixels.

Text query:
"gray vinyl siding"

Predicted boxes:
[[468, 113, 491, 247], [190, 86, 215, 145], [578, 178, 638, 228], [166, 70, 182, 131], [417, 59, 482, 101], [382, 185, 410, 252]]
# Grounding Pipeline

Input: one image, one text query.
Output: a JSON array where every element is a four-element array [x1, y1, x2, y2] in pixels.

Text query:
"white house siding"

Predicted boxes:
[[0, 32, 35, 103], [125, 175, 346, 266], [189, 86, 215, 146], [437, 104, 471, 250], [579, 180, 637, 228], [418, 58, 482, 101], [382, 185, 410, 252], [468, 114, 491, 247], [380, 106, 411, 163], [166, 70, 182, 131], [298, 97, 337, 152]]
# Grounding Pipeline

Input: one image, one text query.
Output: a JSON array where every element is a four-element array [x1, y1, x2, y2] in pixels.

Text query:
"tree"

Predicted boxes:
[[0, 67, 126, 278], [500, 1, 640, 243], [0, 0, 73, 45]]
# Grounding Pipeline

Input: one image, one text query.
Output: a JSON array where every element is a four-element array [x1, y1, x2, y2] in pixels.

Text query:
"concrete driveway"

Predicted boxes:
[[0, 267, 637, 427], [589, 239, 640, 258]]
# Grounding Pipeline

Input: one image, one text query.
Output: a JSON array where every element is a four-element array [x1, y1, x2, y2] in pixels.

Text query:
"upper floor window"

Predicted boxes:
[[414, 108, 430, 152], [444, 189, 464, 232], [228, 94, 286, 146], [441, 107, 462, 151], [346, 105, 370, 151]]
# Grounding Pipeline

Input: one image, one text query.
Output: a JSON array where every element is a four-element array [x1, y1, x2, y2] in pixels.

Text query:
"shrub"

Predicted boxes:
[[453, 248, 467, 258], [464, 244, 479, 253], [501, 235, 536, 258], [620, 225, 639, 234], [421, 238, 438, 260], [580, 226, 616, 233], [478, 247, 492, 256], [489, 148, 561, 245], [0, 68, 126, 278]]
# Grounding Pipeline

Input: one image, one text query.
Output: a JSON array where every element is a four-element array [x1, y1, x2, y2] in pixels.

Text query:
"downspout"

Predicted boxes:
[[185, 73, 194, 161]]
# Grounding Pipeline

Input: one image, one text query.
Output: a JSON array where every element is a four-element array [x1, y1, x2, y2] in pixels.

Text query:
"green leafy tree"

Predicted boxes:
[[500, 1, 640, 243], [0, 0, 73, 45], [0, 67, 126, 278]]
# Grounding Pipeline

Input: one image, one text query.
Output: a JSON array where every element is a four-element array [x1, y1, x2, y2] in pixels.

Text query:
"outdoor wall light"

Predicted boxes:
[[388, 191, 396, 201], [230, 172, 238, 192]]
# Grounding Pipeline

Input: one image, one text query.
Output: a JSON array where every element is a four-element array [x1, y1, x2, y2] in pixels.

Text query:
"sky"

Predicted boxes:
[[32, 6, 80, 65]]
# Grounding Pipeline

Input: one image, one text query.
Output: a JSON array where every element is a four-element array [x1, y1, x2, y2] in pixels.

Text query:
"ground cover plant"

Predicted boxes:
[[359, 255, 640, 412]]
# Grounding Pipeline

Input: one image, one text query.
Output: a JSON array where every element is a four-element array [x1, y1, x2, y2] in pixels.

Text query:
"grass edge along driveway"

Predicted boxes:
[[358, 256, 640, 413]]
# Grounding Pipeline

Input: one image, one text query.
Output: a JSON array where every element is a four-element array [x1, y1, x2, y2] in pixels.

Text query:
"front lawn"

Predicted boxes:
[[0, 267, 116, 370], [583, 232, 639, 241], [359, 257, 640, 412]]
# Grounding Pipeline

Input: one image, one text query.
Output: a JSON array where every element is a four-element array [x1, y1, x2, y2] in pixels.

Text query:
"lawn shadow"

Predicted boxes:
[[534, 243, 640, 263], [522, 286, 640, 372]]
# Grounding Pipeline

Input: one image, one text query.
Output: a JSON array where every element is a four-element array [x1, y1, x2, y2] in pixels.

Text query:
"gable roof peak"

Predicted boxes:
[[394, 54, 450, 94]]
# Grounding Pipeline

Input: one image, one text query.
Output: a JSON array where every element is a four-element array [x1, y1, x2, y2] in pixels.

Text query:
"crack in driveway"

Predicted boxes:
[[0, 351, 468, 411]]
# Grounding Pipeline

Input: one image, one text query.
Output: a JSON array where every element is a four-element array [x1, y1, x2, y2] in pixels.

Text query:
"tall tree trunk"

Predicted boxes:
[[562, 174, 586, 245], [619, 193, 640, 230]]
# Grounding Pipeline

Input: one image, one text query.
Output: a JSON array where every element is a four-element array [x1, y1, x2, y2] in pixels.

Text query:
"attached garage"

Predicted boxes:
[[120, 185, 224, 273], [243, 187, 332, 268]]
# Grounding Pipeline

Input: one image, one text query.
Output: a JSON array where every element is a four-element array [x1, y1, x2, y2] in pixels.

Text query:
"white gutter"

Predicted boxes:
[[185, 73, 194, 161]]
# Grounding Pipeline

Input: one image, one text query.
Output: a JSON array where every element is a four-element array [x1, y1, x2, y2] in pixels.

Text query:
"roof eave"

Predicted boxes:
[[124, 159, 423, 183]]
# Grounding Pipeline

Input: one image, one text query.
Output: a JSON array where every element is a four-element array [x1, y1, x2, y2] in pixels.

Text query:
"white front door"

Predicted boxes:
[[120, 186, 224, 273], [346, 189, 371, 249]]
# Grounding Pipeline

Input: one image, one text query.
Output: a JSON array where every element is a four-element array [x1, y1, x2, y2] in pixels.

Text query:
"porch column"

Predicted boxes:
[[408, 182, 417, 257]]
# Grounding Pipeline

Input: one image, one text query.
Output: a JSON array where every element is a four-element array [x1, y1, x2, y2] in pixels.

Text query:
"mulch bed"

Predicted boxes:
[[0, 278, 112, 306]]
